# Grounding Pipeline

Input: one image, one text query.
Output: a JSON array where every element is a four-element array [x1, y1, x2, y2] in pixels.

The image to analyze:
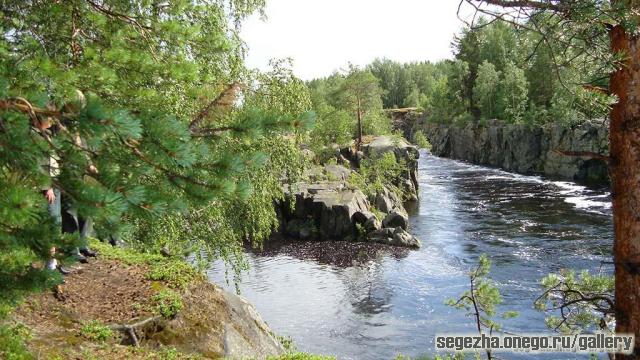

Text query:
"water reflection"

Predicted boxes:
[[208, 151, 613, 360]]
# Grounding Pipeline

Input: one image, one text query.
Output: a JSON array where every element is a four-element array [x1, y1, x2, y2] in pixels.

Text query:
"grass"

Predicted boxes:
[[0, 323, 32, 360], [147, 260, 199, 289], [90, 239, 202, 289], [80, 320, 113, 342]]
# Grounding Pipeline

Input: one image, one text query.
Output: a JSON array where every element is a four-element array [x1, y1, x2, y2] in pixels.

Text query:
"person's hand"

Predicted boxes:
[[88, 164, 98, 174], [44, 188, 56, 204]]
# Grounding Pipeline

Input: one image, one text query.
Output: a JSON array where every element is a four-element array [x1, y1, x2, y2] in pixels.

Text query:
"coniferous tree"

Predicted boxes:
[[0, 0, 313, 312], [334, 66, 385, 151], [459, 1, 640, 355]]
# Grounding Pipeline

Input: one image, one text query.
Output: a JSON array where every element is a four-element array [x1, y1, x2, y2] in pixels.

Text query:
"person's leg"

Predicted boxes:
[[60, 196, 88, 263], [45, 189, 61, 271], [78, 217, 97, 257]]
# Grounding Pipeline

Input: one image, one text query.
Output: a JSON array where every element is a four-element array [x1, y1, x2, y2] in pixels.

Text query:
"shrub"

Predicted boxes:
[[152, 289, 183, 319], [348, 152, 405, 199], [0, 323, 32, 360], [412, 131, 432, 150]]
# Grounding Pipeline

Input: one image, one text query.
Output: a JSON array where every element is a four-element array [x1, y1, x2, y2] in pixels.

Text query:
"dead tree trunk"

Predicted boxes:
[[609, 23, 640, 359]]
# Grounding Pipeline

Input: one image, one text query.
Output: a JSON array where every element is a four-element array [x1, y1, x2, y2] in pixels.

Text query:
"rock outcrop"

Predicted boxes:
[[360, 136, 420, 201], [277, 163, 420, 248], [153, 282, 285, 359], [12, 250, 284, 360], [423, 120, 609, 184], [386, 108, 423, 141]]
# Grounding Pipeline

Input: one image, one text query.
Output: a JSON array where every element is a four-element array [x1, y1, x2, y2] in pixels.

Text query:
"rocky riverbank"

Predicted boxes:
[[422, 120, 610, 184], [7, 241, 286, 360]]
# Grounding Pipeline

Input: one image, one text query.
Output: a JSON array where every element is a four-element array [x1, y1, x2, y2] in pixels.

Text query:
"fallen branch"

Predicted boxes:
[[553, 149, 610, 163], [108, 315, 164, 347]]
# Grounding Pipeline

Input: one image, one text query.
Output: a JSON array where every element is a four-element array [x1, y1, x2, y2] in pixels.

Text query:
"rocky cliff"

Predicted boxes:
[[423, 120, 610, 184], [276, 135, 422, 248]]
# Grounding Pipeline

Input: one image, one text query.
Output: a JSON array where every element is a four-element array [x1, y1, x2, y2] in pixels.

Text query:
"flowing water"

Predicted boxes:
[[208, 151, 613, 360]]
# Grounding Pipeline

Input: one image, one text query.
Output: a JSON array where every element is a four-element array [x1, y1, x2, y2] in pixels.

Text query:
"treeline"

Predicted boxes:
[[310, 17, 612, 127]]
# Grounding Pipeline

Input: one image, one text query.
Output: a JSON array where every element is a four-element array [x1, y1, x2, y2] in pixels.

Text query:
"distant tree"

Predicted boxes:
[[446, 60, 472, 118], [473, 61, 501, 119], [499, 61, 529, 123], [368, 58, 400, 108], [334, 66, 385, 151]]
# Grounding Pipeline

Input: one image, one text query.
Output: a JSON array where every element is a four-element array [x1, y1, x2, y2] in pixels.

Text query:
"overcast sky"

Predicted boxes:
[[239, 0, 473, 80]]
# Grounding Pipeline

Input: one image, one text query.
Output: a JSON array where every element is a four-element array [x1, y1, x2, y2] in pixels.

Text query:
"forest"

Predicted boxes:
[[309, 17, 612, 130]]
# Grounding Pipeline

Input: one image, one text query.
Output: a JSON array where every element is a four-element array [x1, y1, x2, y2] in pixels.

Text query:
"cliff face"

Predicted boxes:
[[423, 120, 610, 184]]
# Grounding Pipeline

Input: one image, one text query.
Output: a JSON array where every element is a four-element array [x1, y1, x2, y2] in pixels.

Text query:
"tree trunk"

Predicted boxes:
[[610, 23, 640, 359], [356, 97, 363, 151]]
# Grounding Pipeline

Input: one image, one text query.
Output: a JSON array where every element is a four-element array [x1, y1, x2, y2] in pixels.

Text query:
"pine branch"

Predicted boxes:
[[189, 83, 243, 132], [190, 125, 246, 137], [477, 0, 564, 12], [0, 98, 59, 120], [84, 0, 152, 32]]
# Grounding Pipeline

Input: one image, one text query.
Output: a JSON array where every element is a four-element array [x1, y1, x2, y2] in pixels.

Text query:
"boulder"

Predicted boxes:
[[152, 281, 286, 359], [324, 164, 352, 181], [373, 186, 406, 215], [364, 215, 382, 232], [281, 181, 370, 240], [391, 227, 421, 248], [382, 210, 409, 230], [367, 227, 420, 248]]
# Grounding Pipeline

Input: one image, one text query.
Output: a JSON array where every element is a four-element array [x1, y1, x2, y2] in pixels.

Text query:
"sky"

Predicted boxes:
[[239, 0, 473, 80]]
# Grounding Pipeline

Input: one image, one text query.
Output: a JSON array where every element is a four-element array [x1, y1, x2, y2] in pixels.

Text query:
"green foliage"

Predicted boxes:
[[90, 240, 200, 289], [276, 334, 297, 352], [0, 323, 32, 360], [473, 61, 501, 120], [147, 261, 199, 290], [80, 320, 113, 342], [0, 0, 315, 307], [412, 131, 431, 150], [535, 270, 614, 334], [246, 58, 313, 118], [328, 16, 612, 126], [348, 152, 405, 199], [152, 289, 183, 319], [498, 62, 529, 123], [308, 65, 388, 153], [447, 255, 518, 335]]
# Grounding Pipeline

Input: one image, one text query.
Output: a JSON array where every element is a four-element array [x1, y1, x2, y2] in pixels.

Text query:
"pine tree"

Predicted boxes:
[[459, 0, 640, 355], [333, 65, 385, 151], [0, 0, 313, 313]]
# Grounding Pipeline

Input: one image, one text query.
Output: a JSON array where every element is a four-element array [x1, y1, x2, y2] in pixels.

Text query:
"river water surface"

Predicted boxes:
[[208, 151, 613, 359]]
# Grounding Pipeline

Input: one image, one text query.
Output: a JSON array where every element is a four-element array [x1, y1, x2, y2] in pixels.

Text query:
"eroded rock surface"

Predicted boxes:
[[277, 162, 420, 248], [423, 120, 609, 184]]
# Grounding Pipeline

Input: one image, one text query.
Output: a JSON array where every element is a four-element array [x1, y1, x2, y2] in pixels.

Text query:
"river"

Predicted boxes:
[[208, 151, 614, 360]]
